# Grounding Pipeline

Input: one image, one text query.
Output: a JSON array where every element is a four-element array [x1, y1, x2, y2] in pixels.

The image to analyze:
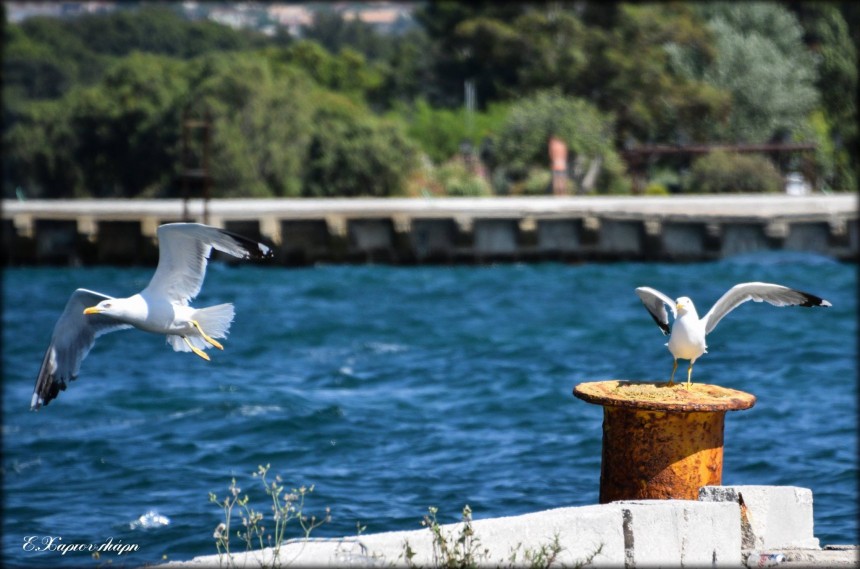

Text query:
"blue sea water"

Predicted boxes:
[[2, 253, 857, 567]]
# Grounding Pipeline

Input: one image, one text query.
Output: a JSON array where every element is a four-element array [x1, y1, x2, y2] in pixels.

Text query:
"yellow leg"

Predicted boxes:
[[190, 320, 224, 350], [686, 362, 694, 389], [183, 336, 210, 361], [668, 359, 678, 386]]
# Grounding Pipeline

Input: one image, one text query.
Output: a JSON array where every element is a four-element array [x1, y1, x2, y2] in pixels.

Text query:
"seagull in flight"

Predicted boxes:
[[31, 223, 273, 410], [635, 283, 831, 388]]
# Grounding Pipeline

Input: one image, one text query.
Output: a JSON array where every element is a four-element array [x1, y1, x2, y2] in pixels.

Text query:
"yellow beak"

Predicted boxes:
[[676, 303, 683, 312], [83, 307, 102, 315]]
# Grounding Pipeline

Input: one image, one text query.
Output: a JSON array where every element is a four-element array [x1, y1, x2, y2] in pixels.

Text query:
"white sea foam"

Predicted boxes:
[[3, 457, 42, 475], [168, 407, 204, 420], [130, 511, 170, 530], [366, 342, 409, 354], [235, 404, 282, 417]]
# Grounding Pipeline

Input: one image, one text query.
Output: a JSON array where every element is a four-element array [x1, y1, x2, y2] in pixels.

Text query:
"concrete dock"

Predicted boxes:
[[159, 485, 857, 568], [3, 194, 857, 265]]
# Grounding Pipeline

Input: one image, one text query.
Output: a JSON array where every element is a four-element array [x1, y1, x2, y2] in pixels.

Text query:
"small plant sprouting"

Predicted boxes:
[[511, 538, 604, 569], [507, 533, 565, 568], [407, 504, 489, 569], [209, 464, 330, 569], [404, 505, 603, 569]]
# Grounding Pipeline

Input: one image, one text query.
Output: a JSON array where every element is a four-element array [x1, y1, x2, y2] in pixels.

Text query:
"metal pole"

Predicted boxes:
[[202, 110, 211, 226], [181, 107, 190, 222], [464, 79, 475, 138]]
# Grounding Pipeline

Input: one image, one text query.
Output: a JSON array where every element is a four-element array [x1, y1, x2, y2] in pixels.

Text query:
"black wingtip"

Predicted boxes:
[[649, 312, 671, 335], [798, 291, 832, 308], [219, 229, 275, 260], [30, 378, 64, 410], [32, 348, 58, 410]]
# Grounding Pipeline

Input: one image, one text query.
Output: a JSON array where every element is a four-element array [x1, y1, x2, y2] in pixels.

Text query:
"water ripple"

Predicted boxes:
[[2, 257, 855, 567]]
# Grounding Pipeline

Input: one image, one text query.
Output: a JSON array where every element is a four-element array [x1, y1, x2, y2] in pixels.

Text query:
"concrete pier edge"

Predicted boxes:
[[158, 485, 857, 568], [4, 194, 857, 265]]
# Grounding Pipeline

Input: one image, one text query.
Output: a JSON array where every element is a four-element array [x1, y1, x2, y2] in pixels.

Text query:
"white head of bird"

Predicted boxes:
[[84, 299, 120, 317], [83, 297, 141, 324], [675, 297, 697, 318]]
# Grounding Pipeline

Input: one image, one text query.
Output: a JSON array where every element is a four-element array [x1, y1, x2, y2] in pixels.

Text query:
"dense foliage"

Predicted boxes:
[[494, 91, 630, 194], [2, 2, 856, 198], [686, 151, 785, 193]]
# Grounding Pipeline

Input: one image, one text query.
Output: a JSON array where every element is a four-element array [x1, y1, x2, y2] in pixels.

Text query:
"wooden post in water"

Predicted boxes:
[[573, 380, 755, 503]]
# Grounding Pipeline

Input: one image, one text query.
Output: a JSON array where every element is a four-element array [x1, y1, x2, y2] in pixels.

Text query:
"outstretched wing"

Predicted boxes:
[[31, 289, 132, 410], [142, 223, 273, 305], [635, 287, 677, 336], [702, 282, 831, 335]]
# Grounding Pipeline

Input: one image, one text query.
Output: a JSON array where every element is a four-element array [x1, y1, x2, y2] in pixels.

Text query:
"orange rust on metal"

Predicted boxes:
[[573, 380, 756, 503], [573, 380, 756, 412]]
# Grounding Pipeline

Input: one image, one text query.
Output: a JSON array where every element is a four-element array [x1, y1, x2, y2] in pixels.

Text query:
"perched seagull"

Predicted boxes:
[[31, 223, 273, 410], [635, 283, 831, 388]]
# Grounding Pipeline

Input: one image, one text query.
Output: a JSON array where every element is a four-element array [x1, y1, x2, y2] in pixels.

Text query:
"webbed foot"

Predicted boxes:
[[183, 336, 210, 361], [190, 320, 224, 350]]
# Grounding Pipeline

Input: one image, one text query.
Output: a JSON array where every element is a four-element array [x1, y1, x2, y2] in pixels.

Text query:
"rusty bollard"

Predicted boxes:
[[573, 380, 755, 503]]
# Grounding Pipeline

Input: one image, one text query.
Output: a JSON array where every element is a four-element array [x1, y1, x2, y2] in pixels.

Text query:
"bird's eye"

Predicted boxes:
[[104, 303, 112, 309]]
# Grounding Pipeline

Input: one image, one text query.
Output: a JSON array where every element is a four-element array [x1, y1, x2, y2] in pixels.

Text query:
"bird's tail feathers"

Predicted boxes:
[[192, 303, 235, 339], [167, 303, 235, 353]]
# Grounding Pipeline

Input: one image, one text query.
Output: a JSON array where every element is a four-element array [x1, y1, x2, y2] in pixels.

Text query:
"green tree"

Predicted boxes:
[[788, 3, 857, 190], [687, 3, 820, 143], [67, 5, 265, 58], [69, 53, 189, 197], [303, 92, 420, 197], [272, 40, 384, 101], [449, 16, 524, 105], [413, 2, 525, 107], [3, 15, 108, 104], [590, 3, 730, 145], [3, 51, 190, 199], [371, 27, 435, 109], [187, 53, 317, 198], [3, 4, 265, 111], [414, 3, 729, 146], [437, 7, 597, 105], [302, 10, 395, 61], [686, 150, 783, 193], [841, 3, 860, 56], [512, 9, 591, 96], [494, 91, 630, 194], [298, 11, 433, 110], [3, 100, 83, 198], [389, 98, 510, 164]]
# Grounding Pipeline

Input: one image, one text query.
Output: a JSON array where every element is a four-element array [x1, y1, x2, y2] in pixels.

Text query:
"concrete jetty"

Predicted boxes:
[[159, 485, 857, 568], [3, 194, 856, 265]]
